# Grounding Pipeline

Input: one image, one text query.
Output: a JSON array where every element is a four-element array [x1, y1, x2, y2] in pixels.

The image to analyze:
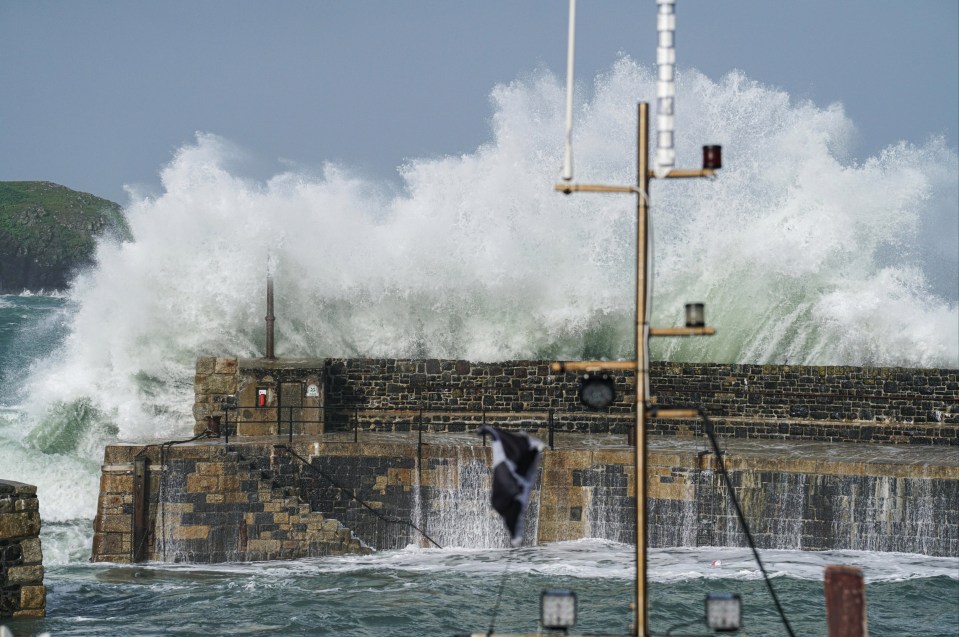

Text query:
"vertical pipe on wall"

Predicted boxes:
[[418, 409, 424, 478], [132, 455, 149, 563], [548, 409, 555, 449]]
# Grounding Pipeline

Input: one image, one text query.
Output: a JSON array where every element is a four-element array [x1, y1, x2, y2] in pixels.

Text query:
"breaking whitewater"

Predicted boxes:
[[1, 59, 957, 635]]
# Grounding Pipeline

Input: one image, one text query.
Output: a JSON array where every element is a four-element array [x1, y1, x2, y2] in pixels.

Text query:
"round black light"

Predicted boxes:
[[579, 373, 616, 409]]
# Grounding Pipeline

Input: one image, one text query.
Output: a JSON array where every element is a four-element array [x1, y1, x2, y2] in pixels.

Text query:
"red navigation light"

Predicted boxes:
[[703, 145, 722, 170]]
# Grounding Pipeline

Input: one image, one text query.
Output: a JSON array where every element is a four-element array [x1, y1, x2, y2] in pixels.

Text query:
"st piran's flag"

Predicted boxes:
[[479, 426, 545, 547]]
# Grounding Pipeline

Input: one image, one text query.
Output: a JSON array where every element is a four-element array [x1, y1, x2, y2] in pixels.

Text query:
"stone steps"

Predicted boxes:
[[226, 449, 370, 560]]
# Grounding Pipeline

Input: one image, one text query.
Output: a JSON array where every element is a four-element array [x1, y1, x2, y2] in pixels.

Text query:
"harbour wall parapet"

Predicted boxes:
[[194, 358, 958, 445], [0, 480, 44, 619]]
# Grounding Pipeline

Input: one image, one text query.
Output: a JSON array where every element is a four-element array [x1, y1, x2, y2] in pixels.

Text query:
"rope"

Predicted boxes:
[[650, 406, 797, 637], [486, 559, 512, 636]]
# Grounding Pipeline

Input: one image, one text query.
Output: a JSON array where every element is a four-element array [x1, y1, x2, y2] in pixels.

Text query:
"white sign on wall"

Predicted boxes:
[[306, 384, 319, 397]]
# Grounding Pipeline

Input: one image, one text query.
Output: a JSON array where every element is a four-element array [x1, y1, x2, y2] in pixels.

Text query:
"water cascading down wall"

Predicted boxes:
[[91, 358, 958, 562]]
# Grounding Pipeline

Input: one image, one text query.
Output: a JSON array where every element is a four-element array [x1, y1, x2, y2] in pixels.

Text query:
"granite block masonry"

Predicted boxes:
[[92, 444, 370, 563], [195, 358, 958, 445], [194, 357, 325, 437], [91, 436, 959, 562], [0, 480, 44, 619], [87, 357, 956, 564]]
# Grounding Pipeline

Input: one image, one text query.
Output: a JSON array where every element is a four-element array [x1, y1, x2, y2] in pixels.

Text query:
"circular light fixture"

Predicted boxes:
[[579, 373, 616, 409]]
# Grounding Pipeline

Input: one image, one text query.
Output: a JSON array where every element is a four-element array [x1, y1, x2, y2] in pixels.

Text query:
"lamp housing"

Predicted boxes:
[[705, 592, 741, 632], [541, 588, 577, 631], [703, 145, 722, 169], [685, 303, 705, 328], [579, 373, 616, 409]]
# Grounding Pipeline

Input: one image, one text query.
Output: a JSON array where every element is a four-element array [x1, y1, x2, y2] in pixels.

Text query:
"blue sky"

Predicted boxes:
[[1, 0, 957, 204]]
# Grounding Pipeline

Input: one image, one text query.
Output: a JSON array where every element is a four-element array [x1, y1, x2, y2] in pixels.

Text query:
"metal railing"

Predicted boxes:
[[214, 401, 627, 449]]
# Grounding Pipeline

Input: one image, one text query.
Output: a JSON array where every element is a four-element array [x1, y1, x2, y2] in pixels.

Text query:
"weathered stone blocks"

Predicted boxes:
[[91, 442, 371, 563], [319, 359, 957, 444], [0, 479, 45, 618]]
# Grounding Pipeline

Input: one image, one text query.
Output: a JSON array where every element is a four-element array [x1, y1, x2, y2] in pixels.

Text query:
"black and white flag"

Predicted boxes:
[[479, 426, 545, 547]]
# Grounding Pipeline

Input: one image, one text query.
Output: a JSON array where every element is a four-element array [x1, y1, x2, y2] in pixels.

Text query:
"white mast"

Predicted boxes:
[[655, 0, 677, 177], [562, 0, 577, 181]]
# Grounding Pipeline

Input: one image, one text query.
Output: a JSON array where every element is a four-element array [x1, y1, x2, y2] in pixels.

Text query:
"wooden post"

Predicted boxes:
[[824, 564, 868, 637]]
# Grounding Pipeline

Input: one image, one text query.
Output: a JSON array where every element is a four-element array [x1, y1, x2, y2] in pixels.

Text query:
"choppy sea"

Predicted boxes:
[[2, 296, 957, 636], [2, 57, 958, 634], [4, 539, 959, 636]]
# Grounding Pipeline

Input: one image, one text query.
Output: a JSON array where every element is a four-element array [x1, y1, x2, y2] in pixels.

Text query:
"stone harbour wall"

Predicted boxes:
[[91, 438, 958, 562], [0, 480, 44, 619], [193, 358, 326, 436], [540, 445, 959, 557], [193, 358, 959, 445], [323, 359, 959, 445], [92, 443, 369, 564]]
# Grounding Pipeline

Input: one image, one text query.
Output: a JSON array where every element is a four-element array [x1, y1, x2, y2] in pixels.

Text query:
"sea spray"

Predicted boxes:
[[3, 58, 957, 526]]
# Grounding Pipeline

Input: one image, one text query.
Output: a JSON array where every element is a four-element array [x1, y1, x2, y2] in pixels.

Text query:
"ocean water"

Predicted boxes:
[[1, 57, 958, 635], [3, 541, 958, 636]]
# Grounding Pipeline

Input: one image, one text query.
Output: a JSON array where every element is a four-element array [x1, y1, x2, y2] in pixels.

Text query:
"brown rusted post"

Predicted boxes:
[[265, 274, 276, 359], [824, 564, 868, 637]]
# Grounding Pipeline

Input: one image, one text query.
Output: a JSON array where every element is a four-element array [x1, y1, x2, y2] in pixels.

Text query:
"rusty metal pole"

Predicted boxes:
[[265, 274, 276, 360], [635, 101, 650, 637], [825, 565, 869, 637]]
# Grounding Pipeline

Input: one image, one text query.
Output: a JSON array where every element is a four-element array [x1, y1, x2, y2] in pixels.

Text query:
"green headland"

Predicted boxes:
[[0, 181, 128, 293]]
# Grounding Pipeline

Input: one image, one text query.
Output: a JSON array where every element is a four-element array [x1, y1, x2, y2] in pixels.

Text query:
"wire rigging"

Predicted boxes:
[[486, 559, 512, 636], [650, 405, 798, 637]]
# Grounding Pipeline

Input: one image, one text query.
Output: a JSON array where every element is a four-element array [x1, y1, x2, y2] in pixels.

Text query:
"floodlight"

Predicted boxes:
[[705, 592, 741, 632], [541, 589, 577, 632], [579, 373, 615, 409]]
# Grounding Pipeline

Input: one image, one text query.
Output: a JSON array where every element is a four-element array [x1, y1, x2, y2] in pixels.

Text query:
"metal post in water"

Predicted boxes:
[[265, 274, 276, 360]]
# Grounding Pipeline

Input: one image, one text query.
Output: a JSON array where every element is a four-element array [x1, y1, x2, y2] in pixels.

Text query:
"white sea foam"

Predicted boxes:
[[109, 540, 958, 585], [8, 58, 959, 525]]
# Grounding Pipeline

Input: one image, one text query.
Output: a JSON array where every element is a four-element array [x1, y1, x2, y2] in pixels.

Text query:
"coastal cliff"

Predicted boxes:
[[0, 181, 129, 293]]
